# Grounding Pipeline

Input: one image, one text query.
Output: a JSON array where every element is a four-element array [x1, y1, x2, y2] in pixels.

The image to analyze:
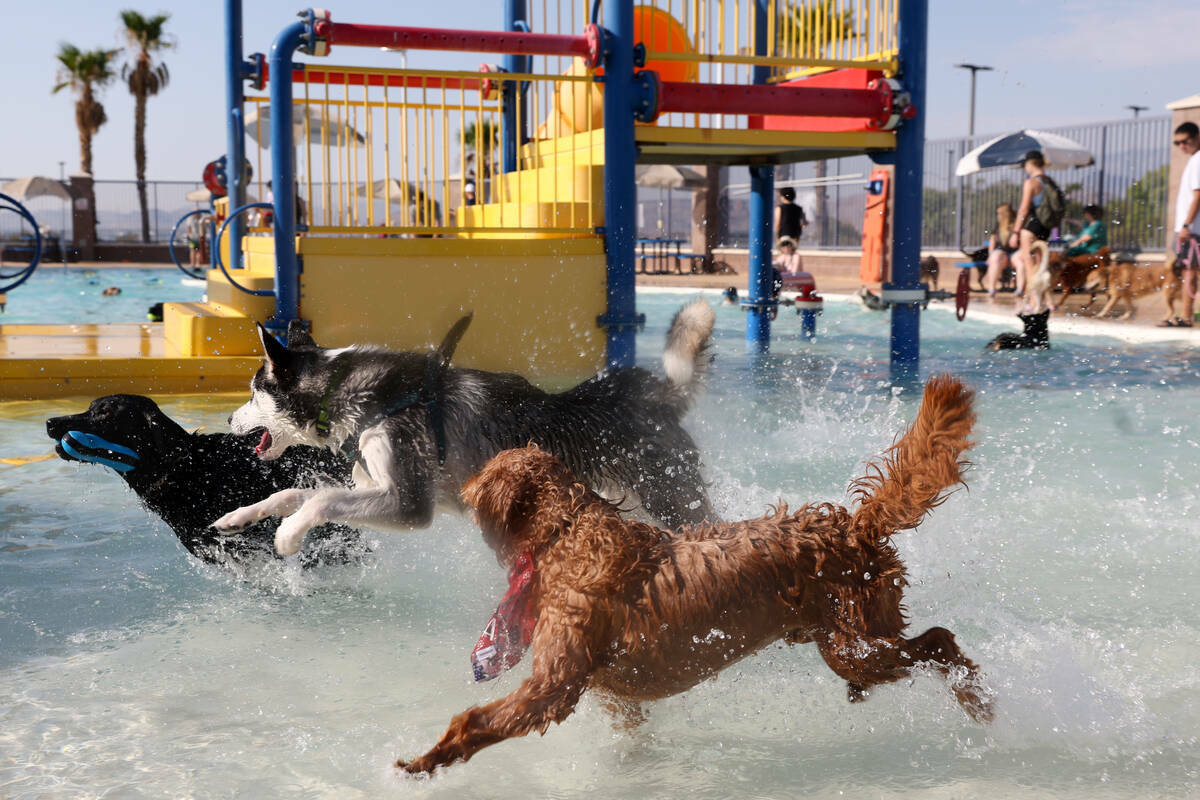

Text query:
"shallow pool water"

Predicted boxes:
[[0, 266, 203, 324], [1, 292, 1197, 798]]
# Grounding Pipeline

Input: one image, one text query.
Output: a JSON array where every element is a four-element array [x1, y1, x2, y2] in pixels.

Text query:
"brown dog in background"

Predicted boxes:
[[1045, 246, 1110, 312], [1085, 254, 1182, 321], [396, 375, 993, 775]]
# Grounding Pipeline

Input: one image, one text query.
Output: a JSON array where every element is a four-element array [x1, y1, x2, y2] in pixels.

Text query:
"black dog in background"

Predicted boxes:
[[986, 310, 1050, 351], [46, 394, 366, 567]]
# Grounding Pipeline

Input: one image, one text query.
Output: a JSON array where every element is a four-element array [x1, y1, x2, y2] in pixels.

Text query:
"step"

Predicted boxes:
[[163, 301, 261, 357]]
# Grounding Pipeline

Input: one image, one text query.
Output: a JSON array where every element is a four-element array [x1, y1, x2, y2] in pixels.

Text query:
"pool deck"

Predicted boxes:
[[636, 267, 1200, 344], [1, 260, 1194, 400]]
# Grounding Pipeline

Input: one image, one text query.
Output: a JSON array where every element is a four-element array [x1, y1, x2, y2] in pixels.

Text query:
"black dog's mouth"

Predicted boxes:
[[54, 431, 140, 473]]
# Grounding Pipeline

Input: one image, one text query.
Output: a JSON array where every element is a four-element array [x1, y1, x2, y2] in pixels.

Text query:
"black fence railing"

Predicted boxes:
[[721, 115, 1172, 253]]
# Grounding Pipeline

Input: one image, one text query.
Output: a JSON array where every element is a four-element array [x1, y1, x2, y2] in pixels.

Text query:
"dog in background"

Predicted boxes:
[[396, 375, 992, 774], [985, 310, 1050, 351], [46, 395, 363, 567], [920, 255, 941, 292], [213, 302, 717, 556], [1083, 253, 1183, 322]]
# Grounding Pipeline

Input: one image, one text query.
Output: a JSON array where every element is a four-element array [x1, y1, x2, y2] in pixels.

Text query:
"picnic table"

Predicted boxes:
[[636, 237, 703, 274]]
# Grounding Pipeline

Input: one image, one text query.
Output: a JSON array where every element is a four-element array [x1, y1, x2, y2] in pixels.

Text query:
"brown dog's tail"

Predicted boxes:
[[849, 375, 975, 539]]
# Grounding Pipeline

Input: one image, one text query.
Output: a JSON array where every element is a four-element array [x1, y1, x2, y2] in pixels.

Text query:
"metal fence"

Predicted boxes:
[[722, 115, 1172, 252], [0, 178, 208, 244]]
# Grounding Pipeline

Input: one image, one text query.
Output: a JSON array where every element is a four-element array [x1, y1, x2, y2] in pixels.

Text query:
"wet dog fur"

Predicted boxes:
[[46, 394, 364, 566], [213, 301, 717, 556], [396, 375, 993, 774]]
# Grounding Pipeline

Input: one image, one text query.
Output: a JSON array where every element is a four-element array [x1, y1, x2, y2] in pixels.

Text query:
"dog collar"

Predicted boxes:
[[60, 431, 140, 473], [315, 361, 351, 438]]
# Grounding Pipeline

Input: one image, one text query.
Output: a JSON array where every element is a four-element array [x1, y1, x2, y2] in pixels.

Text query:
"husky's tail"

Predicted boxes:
[[850, 375, 975, 540], [662, 299, 716, 412], [1028, 240, 1052, 300]]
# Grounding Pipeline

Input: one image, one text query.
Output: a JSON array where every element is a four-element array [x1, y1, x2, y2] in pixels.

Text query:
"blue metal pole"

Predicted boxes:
[[266, 21, 306, 333], [501, 0, 528, 174], [224, 0, 246, 269], [746, 165, 774, 351], [600, 0, 639, 368], [745, 0, 774, 352], [801, 308, 816, 339], [887, 0, 929, 382]]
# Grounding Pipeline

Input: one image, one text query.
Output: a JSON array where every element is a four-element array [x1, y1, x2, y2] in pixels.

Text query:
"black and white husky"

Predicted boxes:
[[213, 301, 717, 556]]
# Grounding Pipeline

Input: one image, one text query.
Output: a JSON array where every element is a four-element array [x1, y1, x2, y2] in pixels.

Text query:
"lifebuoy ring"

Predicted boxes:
[[955, 267, 970, 321]]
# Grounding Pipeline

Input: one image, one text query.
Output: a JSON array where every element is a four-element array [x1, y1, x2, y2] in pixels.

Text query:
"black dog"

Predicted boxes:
[[46, 394, 366, 567], [985, 310, 1050, 351]]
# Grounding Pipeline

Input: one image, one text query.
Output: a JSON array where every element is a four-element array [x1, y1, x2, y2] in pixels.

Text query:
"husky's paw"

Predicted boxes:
[[274, 516, 309, 556], [212, 506, 261, 533]]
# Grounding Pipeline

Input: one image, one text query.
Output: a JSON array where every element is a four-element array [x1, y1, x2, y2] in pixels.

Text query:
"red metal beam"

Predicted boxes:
[[315, 20, 597, 62], [658, 81, 887, 121]]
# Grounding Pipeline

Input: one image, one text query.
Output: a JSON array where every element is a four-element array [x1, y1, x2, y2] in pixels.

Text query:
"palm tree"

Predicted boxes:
[[53, 44, 118, 177], [120, 10, 173, 243], [54, 44, 118, 250]]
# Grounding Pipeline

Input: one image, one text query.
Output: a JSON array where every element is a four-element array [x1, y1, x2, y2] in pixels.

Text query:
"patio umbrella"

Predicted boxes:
[[244, 105, 365, 149], [1, 176, 72, 202], [955, 130, 1094, 176], [184, 188, 256, 204], [635, 164, 707, 189]]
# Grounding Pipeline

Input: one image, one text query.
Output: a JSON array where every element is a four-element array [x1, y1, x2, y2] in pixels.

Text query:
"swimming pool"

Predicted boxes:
[[1, 292, 1197, 798], [0, 266, 204, 324]]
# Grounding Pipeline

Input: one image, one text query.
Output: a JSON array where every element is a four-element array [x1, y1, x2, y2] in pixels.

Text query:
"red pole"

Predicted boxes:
[[658, 81, 887, 121], [315, 20, 595, 61], [260, 64, 485, 91]]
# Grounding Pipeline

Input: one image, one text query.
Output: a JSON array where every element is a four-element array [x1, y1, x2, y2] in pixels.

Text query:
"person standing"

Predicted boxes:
[[1166, 122, 1200, 327], [774, 187, 807, 273], [1009, 150, 1065, 313]]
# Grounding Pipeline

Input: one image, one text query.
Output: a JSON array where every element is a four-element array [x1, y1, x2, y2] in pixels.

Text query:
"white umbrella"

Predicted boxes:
[[955, 130, 1094, 176], [635, 164, 707, 190], [244, 105, 365, 149], [1, 176, 72, 202], [184, 188, 256, 203]]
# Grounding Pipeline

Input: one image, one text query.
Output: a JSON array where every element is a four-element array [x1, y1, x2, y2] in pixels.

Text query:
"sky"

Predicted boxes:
[[1, 0, 1196, 182]]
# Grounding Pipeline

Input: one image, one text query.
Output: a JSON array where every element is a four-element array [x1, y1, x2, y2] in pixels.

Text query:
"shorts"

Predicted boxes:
[[186, 238, 199, 250], [1023, 218, 1051, 241]]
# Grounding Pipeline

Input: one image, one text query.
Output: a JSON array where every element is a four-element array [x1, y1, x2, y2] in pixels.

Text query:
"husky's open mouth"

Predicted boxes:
[[253, 428, 273, 456]]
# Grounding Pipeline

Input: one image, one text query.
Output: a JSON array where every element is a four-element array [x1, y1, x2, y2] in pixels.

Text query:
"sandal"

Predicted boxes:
[[1158, 317, 1192, 327]]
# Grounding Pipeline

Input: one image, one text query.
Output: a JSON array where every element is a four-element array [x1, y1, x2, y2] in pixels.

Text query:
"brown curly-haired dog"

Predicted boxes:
[[397, 375, 993, 774]]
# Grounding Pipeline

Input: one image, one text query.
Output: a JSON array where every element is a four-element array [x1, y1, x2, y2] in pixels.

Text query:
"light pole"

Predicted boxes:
[[954, 63, 993, 137], [1126, 104, 1148, 118]]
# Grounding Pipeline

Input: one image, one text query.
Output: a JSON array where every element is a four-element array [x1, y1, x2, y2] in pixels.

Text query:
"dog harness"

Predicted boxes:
[[316, 353, 450, 466], [470, 551, 538, 682], [59, 431, 140, 474]]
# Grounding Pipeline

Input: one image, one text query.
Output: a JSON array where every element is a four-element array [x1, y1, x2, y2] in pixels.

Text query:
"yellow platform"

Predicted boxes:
[[0, 322, 259, 400]]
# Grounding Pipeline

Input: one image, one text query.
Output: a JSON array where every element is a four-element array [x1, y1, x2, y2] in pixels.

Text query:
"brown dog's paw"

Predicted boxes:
[[394, 757, 435, 776]]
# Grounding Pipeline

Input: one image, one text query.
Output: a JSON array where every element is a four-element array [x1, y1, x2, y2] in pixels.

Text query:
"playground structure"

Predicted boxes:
[[0, 0, 930, 399]]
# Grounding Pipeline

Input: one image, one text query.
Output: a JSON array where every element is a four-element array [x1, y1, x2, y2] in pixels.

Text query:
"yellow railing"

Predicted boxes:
[[526, 0, 898, 130], [242, 64, 603, 238]]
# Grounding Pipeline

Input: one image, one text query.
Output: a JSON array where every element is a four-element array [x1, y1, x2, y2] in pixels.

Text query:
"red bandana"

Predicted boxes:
[[471, 551, 537, 682]]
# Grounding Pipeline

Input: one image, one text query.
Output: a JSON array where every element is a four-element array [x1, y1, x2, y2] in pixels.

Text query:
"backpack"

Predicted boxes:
[[1034, 175, 1066, 230]]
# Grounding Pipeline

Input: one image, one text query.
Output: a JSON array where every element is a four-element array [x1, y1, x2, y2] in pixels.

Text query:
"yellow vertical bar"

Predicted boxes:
[[400, 80, 409, 228], [384, 75, 392, 228], [364, 74, 373, 228], [457, 82, 466, 232], [441, 82, 451, 233], [303, 78, 313, 228]]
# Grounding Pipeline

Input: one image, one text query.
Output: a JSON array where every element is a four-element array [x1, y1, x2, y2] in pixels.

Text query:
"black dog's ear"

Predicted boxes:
[[257, 323, 292, 377], [286, 319, 317, 349], [435, 312, 473, 367]]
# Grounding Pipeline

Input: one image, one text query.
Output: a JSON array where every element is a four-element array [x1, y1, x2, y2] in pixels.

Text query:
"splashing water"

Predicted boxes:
[[0, 291, 1196, 797]]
